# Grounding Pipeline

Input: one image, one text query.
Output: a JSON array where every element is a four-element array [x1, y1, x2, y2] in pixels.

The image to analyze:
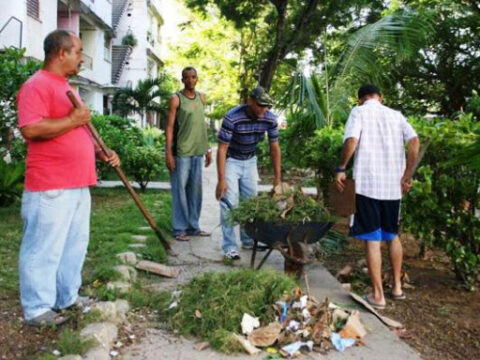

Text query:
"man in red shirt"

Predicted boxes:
[[17, 30, 119, 326]]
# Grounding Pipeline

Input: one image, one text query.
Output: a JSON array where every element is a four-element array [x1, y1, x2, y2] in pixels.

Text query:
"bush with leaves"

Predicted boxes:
[[402, 115, 480, 286], [0, 158, 25, 207], [124, 143, 165, 192], [0, 48, 40, 155], [91, 114, 143, 179]]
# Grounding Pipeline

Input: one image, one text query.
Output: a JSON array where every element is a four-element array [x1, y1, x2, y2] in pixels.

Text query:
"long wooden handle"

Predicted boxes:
[[66, 91, 171, 250]]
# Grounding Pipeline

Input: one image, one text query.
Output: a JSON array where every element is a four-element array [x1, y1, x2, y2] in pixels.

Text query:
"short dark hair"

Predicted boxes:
[[358, 84, 381, 99], [44, 30, 75, 62], [181, 66, 197, 78]]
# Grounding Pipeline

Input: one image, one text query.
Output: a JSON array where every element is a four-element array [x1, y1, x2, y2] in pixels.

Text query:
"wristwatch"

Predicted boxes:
[[334, 166, 346, 173]]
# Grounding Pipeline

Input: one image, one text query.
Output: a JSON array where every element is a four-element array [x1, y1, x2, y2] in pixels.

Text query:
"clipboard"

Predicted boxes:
[[327, 179, 356, 217]]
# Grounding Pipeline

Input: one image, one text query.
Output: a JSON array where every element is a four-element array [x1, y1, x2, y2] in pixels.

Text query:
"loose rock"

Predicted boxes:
[[106, 281, 131, 293], [116, 252, 137, 266], [114, 265, 137, 282], [91, 302, 117, 322], [80, 322, 118, 350], [82, 346, 110, 360], [131, 235, 147, 243]]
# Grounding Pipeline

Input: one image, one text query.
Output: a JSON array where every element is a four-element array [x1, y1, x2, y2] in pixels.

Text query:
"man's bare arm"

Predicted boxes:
[[216, 142, 229, 200], [335, 137, 358, 192], [401, 136, 420, 194], [20, 106, 91, 141], [269, 142, 282, 186], [165, 95, 179, 171]]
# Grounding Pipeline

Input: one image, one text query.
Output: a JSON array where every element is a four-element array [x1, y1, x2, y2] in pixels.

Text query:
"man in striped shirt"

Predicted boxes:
[[216, 86, 282, 260]]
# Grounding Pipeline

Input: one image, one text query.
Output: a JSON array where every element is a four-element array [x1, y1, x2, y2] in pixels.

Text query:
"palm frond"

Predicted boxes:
[[334, 10, 432, 86]]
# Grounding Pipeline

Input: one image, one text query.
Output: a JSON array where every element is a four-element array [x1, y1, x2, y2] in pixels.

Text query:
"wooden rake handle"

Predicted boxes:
[[66, 91, 171, 251]]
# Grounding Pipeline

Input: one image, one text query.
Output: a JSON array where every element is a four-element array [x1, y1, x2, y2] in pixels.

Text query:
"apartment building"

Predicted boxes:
[[112, 0, 164, 127], [0, 0, 165, 123]]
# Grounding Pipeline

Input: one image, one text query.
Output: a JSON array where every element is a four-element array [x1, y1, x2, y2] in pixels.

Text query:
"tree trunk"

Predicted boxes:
[[258, 0, 288, 91]]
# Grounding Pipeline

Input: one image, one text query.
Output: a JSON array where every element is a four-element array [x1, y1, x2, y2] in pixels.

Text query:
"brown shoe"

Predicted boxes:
[[175, 234, 191, 242], [25, 310, 70, 327]]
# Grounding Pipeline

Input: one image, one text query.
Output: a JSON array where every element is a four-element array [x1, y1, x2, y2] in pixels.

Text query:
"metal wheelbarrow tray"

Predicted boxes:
[[244, 220, 334, 273]]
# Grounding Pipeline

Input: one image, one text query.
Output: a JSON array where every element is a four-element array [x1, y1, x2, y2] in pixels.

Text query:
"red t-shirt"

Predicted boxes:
[[17, 70, 97, 191]]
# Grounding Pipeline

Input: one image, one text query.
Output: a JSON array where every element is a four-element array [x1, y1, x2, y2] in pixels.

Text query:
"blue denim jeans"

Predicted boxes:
[[19, 188, 91, 320], [220, 156, 258, 252], [170, 155, 204, 236]]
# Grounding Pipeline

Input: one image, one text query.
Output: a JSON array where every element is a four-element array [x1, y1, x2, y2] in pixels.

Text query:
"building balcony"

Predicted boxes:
[[82, 53, 93, 70]]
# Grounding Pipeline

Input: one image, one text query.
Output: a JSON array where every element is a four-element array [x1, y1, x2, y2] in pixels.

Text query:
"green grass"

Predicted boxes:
[[57, 329, 95, 356], [0, 187, 172, 303], [84, 187, 172, 287], [0, 188, 173, 359], [0, 203, 22, 297], [165, 269, 298, 352]]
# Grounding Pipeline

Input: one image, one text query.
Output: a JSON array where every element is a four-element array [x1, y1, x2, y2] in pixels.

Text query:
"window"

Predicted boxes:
[[104, 35, 111, 62], [27, 0, 40, 19]]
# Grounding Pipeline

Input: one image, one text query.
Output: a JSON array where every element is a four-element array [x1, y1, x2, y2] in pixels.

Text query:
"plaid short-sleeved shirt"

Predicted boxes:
[[218, 104, 279, 160], [343, 99, 417, 200]]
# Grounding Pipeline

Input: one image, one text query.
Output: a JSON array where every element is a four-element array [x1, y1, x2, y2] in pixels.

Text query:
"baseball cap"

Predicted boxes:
[[250, 86, 274, 107]]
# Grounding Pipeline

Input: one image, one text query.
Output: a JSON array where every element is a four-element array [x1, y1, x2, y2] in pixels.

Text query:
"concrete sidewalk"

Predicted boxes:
[[119, 160, 421, 360]]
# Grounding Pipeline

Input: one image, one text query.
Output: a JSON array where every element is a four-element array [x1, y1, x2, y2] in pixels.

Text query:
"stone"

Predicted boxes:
[[58, 356, 82, 360], [116, 252, 137, 266], [82, 346, 110, 360], [114, 299, 130, 317], [91, 302, 117, 322], [114, 265, 137, 282], [106, 281, 131, 293], [128, 243, 146, 249], [80, 322, 118, 350], [131, 235, 147, 243], [135, 260, 179, 278]]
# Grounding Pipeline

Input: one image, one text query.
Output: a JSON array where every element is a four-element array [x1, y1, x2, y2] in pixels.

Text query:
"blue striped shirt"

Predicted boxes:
[[218, 104, 279, 160]]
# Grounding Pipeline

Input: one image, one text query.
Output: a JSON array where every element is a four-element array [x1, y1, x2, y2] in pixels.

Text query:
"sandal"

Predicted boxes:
[[190, 230, 211, 237], [25, 310, 70, 327], [390, 291, 406, 300], [175, 234, 191, 242], [362, 295, 386, 310]]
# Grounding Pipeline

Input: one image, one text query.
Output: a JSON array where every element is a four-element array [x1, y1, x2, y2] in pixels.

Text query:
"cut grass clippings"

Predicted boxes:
[[163, 269, 298, 353]]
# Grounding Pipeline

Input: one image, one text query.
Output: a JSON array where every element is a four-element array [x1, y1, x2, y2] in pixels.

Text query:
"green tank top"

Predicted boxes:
[[174, 91, 208, 156]]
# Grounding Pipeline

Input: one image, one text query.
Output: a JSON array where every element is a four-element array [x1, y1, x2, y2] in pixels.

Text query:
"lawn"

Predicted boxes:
[[0, 187, 172, 359]]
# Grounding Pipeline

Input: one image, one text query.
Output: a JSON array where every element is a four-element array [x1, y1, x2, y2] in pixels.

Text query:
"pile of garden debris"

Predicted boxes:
[[234, 288, 367, 357], [229, 183, 336, 225]]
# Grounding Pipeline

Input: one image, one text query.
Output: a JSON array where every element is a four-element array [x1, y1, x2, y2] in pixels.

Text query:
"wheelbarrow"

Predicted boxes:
[[244, 220, 334, 277]]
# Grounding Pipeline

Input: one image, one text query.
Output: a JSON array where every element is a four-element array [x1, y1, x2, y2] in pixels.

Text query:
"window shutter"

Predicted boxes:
[[27, 0, 40, 19]]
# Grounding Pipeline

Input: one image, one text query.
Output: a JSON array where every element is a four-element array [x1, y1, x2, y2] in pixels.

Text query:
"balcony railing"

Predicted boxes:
[[82, 53, 93, 70]]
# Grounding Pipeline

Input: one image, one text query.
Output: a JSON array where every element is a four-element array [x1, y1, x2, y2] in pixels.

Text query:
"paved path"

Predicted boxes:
[[115, 159, 421, 360]]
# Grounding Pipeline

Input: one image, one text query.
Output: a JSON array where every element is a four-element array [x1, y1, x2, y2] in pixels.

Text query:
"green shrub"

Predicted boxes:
[[92, 114, 143, 179], [403, 115, 480, 286], [0, 158, 25, 207], [124, 144, 165, 191]]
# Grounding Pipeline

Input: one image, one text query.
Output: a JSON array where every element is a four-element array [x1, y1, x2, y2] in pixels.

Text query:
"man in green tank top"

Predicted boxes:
[[165, 67, 212, 241]]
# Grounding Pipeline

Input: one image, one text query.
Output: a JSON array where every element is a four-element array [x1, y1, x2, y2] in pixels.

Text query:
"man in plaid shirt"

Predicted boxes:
[[335, 84, 420, 309]]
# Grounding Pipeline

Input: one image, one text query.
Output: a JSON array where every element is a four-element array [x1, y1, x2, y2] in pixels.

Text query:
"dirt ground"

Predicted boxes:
[[321, 224, 480, 360], [1, 229, 479, 359]]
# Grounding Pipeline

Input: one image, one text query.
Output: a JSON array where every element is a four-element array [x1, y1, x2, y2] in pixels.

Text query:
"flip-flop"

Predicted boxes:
[[190, 230, 211, 237], [175, 234, 191, 242], [25, 310, 70, 327], [390, 291, 406, 300], [362, 295, 386, 310]]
